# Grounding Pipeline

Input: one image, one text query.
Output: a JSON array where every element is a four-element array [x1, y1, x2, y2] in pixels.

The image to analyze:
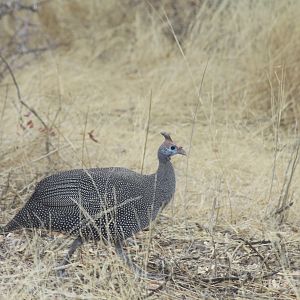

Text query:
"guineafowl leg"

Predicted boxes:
[[115, 242, 166, 280], [57, 236, 83, 277]]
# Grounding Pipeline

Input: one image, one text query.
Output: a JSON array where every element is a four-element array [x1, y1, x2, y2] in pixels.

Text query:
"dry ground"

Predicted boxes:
[[0, 1, 300, 299]]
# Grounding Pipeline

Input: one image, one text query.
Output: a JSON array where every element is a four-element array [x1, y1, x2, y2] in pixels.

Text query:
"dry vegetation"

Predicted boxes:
[[0, 0, 300, 299]]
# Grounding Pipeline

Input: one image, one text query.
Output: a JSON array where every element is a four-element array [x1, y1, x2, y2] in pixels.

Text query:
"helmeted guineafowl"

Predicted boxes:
[[2, 132, 186, 278]]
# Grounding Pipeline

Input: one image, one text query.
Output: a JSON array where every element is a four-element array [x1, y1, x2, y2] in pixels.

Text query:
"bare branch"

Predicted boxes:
[[0, 53, 48, 130]]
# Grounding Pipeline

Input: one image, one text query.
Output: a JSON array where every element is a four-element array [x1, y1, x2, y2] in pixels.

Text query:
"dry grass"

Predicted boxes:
[[0, 0, 300, 299]]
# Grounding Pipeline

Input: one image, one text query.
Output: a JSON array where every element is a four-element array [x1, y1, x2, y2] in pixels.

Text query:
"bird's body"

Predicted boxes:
[[2, 132, 185, 278], [5, 164, 175, 242]]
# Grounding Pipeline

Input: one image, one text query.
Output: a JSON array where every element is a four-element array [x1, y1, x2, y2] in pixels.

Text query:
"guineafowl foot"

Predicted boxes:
[[137, 269, 167, 281], [56, 266, 68, 278], [56, 236, 83, 277], [115, 242, 167, 281]]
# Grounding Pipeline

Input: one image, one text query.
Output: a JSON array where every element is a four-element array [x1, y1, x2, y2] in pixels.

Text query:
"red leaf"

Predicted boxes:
[[27, 120, 34, 128], [88, 130, 99, 143]]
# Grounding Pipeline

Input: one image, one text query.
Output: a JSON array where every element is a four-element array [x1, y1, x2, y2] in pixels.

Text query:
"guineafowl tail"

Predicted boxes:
[[1, 206, 33, 233], [0, 224, 15, 234], [2, 217, 23, 233]]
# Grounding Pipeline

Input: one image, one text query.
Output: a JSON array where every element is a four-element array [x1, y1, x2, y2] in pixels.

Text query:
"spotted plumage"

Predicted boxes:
[[2, 132, 186, 278]]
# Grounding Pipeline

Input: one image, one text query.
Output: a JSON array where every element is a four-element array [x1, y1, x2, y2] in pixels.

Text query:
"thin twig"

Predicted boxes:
[[200, 269, 280, 284], [145, 281, 167, 298], [275, 199, 294, 215], [81, 108, 90, 169], [0, 53, 23, 128], [239, 237, 271, 270], [184, 60, 209, 185], [0, 53, 49, 130], [266, 72, 281, 208], [141, 90, 152, 175], [0, 53, 51, 158], [274, 139, 300, 223]]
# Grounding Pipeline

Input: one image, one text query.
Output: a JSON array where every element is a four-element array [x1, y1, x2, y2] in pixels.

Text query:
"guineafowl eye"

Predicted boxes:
[[170, 145, 176, 150]]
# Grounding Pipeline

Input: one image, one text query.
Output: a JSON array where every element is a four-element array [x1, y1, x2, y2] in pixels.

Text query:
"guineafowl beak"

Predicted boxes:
[[177, 147, 186, 156]]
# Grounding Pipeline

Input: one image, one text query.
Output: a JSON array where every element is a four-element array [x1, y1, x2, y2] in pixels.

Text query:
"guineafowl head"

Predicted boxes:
[[158, 132, 186, 162]]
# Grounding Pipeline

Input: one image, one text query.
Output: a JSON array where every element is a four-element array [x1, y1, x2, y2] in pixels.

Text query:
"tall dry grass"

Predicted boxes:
[[0, 0, 300, 299]]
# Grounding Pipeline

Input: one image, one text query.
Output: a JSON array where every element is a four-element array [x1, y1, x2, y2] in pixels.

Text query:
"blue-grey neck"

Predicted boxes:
[[155, 154, 176, 208]]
